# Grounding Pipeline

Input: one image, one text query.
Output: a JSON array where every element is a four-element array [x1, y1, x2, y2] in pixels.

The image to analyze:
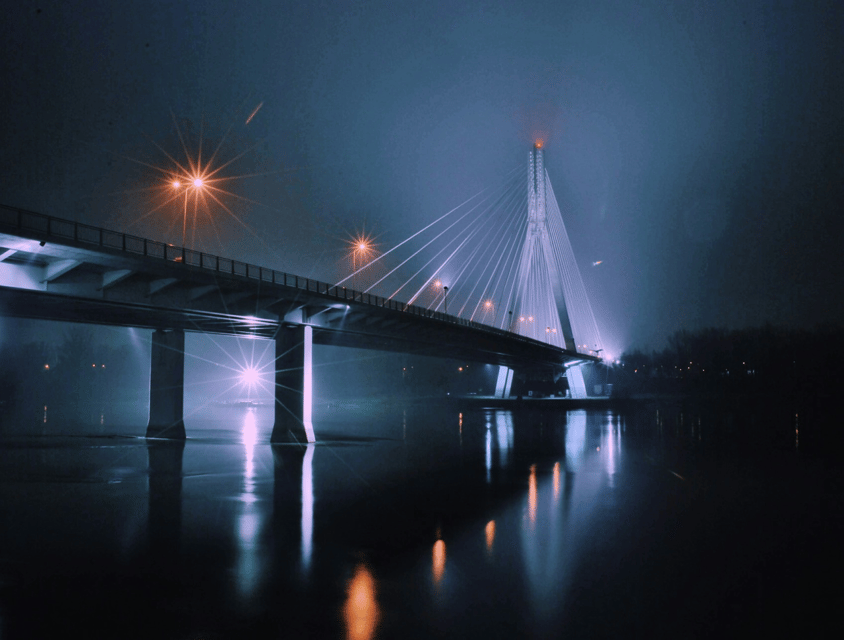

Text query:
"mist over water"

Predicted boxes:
[[0, 397, 840, 637]]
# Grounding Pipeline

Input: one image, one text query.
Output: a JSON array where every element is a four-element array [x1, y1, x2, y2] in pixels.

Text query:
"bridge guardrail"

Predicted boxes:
[[0, 203, 597, 358]]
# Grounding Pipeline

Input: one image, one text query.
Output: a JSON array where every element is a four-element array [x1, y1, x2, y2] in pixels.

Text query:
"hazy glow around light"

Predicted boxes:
[[193, 177, 204, 188], [485, 520, 496, 553], [240, 366, 260, 387]]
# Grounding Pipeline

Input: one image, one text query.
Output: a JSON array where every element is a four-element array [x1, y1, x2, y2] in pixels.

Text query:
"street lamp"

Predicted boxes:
[[172, 179, 188, 246], [353, 241, 368, 292], [443, 286, 449, 315], [347, 231, 377, 294], [171, 173, 209, 247]]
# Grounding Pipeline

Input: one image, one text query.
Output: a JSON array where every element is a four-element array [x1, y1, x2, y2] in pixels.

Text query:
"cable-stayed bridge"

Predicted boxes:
[[0, 145, 604, 443]]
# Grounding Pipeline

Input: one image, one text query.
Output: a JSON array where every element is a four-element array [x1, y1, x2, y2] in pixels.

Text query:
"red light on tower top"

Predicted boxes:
[[534, 140, 543, 149]]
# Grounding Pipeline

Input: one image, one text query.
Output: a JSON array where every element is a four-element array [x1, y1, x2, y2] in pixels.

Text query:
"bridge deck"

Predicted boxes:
[[0, 204, 598, 369]]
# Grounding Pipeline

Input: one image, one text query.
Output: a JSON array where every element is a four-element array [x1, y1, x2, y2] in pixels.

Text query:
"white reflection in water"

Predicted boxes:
[[485, 421, 492, 483], [605, 422, 616, 480], [495, 411, 513, 469], [565, 411, 587, 471], [601, 414, 623, 486], [519, 412, 615, 624], [236, 408, 263, 600], [242, 408, 258, 503], [301, 444, 315, 574], [520, 461, 564, 621]]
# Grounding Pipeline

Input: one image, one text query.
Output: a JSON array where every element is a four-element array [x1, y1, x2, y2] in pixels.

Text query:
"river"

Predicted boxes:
[[0, 398, 840, 638]]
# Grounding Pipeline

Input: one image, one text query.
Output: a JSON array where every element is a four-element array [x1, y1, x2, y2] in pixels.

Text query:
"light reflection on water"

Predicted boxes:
[[485, 520, 495, 556], [565, 410, 587, 470], [485, 421, 492, 483], [495, 411, 513, 468], [301, 444, 315, 574], [1, 400, 830, 637], [235, 408, 264, 601], [432, 539, 446, 586], [344, 563, 380, 640]]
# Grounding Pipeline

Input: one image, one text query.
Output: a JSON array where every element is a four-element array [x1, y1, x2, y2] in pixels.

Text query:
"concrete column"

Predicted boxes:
[[567, 364, 587, 399], [271, 324, 315, 444], [147, 329, 186, 439], [495, 366, 514, 398]]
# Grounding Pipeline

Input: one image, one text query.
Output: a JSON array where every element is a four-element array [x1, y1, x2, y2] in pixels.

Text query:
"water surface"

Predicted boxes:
[[0, 400, 840, 638]]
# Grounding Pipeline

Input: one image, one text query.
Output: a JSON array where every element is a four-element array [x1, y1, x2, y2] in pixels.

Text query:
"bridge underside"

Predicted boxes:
[[0, 285, 587, 371], [1, 205, 598, 442]]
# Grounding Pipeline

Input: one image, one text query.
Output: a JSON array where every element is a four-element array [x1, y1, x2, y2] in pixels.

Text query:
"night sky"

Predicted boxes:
[[3, 0, 842, 353]]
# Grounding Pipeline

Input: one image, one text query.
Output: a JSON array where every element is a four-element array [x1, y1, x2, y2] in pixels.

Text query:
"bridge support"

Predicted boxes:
[[495, 366, 514, 398], [567, 364, 587, 399], [271, 324, 315, 444], [147, 329, 186, 439]]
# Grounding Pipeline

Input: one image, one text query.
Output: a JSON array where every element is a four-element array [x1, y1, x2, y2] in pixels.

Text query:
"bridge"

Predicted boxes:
[[0, 144, 604, 443]]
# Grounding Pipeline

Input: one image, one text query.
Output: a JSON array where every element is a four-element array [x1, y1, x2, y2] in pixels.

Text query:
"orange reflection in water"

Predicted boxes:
[[485, 520, 495, 554], [432, 539, 446, 584], [344, 564, 379, 640], [528, 464, 538, 525], [553, 462, 561, 502]]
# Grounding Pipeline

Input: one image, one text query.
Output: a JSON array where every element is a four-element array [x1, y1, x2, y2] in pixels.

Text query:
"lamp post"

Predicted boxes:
[[172, 180, 188, 247], [483, 299, 494, 325], [443, 286, 449, 315]]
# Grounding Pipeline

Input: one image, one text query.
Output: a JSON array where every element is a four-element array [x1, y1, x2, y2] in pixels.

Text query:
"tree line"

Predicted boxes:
[[0, 325, 147, 432], [616, 324, 844, 397]]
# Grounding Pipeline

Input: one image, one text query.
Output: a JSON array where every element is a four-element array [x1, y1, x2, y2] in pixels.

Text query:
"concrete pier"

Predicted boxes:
[[146, 329, 186, 439], [494, 366, 514, 398], [271, 324, 314, 444]]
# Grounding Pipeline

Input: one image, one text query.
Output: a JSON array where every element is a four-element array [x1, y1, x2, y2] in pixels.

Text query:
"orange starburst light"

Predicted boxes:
[[122, 110, 269, 252], [345, 229, 380, 290]]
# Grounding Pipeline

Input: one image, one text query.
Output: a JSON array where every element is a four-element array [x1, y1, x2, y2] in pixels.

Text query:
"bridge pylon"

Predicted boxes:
[[511, 143, 577, 352], [508, 143, 602, 398]]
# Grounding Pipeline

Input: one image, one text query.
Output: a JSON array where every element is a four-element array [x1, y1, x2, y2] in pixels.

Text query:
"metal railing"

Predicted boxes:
[[0, 204, 584, 355]]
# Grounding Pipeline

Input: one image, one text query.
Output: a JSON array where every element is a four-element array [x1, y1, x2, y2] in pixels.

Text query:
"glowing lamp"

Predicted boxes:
[[240, 367, 260, 386], [193, 177, 204, 188]]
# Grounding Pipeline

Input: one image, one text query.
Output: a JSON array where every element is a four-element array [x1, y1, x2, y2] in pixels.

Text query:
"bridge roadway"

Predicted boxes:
[[0, 204, 597, 443]]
